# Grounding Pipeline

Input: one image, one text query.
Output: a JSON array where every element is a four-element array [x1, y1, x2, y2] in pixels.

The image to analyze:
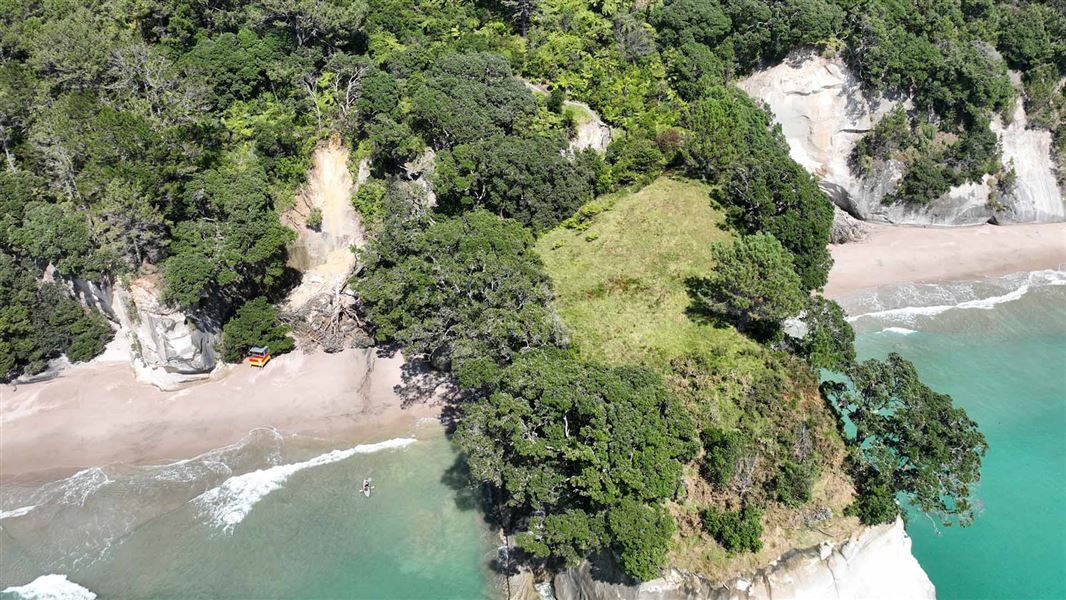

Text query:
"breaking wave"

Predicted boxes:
[[847, 270, 1066, 324], [194, 438, 416, 532], [1, 574, 96, 600], [0, 505, 36, 520], [878, 327, 917, 335]]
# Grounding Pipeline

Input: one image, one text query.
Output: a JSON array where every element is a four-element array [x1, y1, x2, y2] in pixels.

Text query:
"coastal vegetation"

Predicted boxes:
[[0, 0, 993, 588]]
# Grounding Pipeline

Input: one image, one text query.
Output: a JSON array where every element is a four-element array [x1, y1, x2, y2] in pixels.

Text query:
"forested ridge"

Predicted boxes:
[[0, 0, 1010, 582]]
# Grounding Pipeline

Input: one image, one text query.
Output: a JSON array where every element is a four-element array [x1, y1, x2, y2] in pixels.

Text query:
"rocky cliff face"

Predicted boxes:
[[567, 101, 612, 153], [992, 101, 1064, 223], [549, 519, 934, 600], [60, 269, 222, 390], [739, 51, 1065, 226]]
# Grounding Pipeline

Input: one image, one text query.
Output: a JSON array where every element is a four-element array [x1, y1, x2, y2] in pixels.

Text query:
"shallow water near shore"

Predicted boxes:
[[0, 425, 498, 599], [846, 271, 1066, 600]]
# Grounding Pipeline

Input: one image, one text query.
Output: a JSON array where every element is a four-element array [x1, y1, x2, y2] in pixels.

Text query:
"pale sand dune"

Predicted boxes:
[[0, 349, 449, 482], [824, 222, 1066, 299]]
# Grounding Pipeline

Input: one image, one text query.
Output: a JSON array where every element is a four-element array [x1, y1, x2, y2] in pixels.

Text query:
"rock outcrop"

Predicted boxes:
[[830, 205, 868, 244], [550, 519, 934, 600], [739, 51, 1066, 226], [567, 101, 612, 153], [58, 268, 222, 390], [404, 148, 438, 207]]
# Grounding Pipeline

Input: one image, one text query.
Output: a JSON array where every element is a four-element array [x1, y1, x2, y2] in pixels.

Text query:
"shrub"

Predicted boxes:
[[773, 460, 817, 506], [221, 297, 294, 363], [847, 476, 899, 526], [700, 506, 764, 553], [607, 500, 675, 582], [701, 429, 747, 488], [305, 207, 323, 231]]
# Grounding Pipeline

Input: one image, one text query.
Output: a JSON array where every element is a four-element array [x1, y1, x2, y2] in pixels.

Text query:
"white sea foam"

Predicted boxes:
[[1, 575, 96, 600], [0, 504, 36, 520], [849, 270, 1066, 323], [55, 468, 111, 507], [194, 438, 416, 531], [879, 327, 917, 335]]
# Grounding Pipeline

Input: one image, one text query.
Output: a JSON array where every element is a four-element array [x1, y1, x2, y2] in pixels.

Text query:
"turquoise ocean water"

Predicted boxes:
[[0, 425, 498, 599], [3, 270, 1064, 600], [846, 270, 1066, 600]]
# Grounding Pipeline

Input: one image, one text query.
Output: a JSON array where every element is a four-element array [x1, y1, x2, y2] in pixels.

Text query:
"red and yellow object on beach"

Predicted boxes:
[[246, 346, 271, 368]]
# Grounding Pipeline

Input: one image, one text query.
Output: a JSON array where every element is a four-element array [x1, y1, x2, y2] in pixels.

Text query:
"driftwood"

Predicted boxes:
[[280, 282, 369, 353]]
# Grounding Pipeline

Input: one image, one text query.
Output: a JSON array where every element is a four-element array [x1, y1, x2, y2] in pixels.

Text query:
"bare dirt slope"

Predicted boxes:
[[282, 139, 364, 309]]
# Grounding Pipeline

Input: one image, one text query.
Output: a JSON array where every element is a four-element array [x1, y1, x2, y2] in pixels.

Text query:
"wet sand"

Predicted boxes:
[[0, 348, 450, 482], [824, 222, 1066, 299]]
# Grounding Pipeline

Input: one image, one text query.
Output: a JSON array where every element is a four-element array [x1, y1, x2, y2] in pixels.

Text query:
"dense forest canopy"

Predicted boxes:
[[0, 0, 1005, 582]]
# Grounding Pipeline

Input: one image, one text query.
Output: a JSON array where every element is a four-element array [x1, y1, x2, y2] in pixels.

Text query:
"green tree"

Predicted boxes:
[[823, 353, 988, 526], [0, 253, 112, 381], [690, 233, 806, 334], [721, 151, 834, 291], [455, 349, 698, 578], [354, 210, 563, 384], [221, 297, 295, 363], [652, 0, 731, 49], [700, 506, 764, 553], [607, 500, 676, 581], [410, 53, 536, 148], [163, 157, 294, 306], [433, 135, 597, 232], [12, 202, 107, 278], [787, 296, 856, 372]]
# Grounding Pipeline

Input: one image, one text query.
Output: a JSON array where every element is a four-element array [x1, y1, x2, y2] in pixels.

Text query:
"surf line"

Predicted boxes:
[[194, 438, 416, 532], [848, 270, 1066, 322]]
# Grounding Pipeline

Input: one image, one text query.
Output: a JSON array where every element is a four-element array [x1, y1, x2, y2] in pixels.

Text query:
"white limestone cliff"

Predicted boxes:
[[549, 518, 934, 600], [739, 51, 1065, 226], [58, 269, 223, 390], [992, 101, 1064, 223]]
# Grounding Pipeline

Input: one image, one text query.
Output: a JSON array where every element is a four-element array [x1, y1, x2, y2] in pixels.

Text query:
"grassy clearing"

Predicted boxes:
[[537, 176, 760, 370], [537, 176, 860, 578]]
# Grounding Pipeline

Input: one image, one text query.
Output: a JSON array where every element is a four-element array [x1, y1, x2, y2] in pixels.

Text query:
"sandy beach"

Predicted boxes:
[[824, 222, 1066, 299], [0, 348, 451, 482]]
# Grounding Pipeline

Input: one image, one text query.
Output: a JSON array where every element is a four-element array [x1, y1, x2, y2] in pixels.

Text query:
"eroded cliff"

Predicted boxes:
[[548, 519, 934, 600], [739, 51, 1065, 226]]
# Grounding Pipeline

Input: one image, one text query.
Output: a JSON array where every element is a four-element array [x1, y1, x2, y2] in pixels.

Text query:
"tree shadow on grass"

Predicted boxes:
[[682, 276, 733, 329], [683, 276, 783, 344]]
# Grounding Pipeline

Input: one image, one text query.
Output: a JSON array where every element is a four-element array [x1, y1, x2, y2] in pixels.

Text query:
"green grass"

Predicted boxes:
[[538, 176, 860, 576], [537, 176, 760, 370]]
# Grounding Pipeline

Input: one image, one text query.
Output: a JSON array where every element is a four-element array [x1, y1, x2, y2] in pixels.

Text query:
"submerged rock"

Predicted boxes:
[[550, 519, 933, 600], [739, 51, 1066, 226]]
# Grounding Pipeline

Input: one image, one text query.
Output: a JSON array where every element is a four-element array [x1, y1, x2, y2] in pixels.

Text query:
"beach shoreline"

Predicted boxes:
[[0, 348, 451, 483], [824, 222, 1066, 300]]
